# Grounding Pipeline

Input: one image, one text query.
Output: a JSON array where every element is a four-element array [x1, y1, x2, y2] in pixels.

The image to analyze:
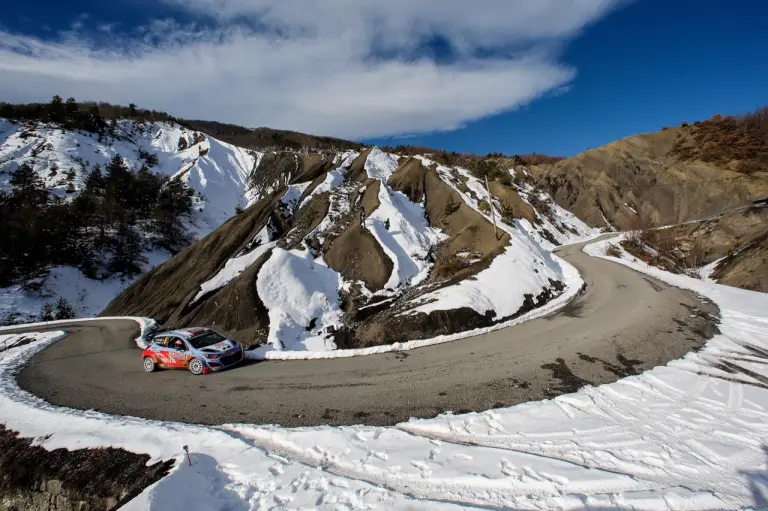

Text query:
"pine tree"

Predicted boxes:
[[54, 297, 76, 320], [152, 178, 193, 254], [108, 224, 148, 275], [10, 163, 47, 206], [85, 164, 105, 194], [48, 95, 64, 123], [40, 303, 55, 321], [64, 97, 78, 123]]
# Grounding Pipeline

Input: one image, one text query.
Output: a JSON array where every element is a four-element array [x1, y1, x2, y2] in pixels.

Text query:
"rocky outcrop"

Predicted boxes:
[[0, 426, 172, 511]]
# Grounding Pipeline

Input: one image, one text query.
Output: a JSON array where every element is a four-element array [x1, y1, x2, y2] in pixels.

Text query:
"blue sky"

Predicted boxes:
[[1, 1, 766, 156], [368, 1, 768, 155]]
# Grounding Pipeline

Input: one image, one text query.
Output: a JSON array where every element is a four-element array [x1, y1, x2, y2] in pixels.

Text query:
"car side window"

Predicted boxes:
[[155, 336, 170, 347], [171, 337, 187, 352]]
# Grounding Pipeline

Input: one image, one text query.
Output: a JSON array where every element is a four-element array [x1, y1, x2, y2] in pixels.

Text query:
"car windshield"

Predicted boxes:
[[188, 331, 227, 349]]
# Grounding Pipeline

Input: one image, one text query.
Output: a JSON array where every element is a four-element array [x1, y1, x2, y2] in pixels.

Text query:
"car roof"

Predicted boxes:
[[159, 327, 211, 339]]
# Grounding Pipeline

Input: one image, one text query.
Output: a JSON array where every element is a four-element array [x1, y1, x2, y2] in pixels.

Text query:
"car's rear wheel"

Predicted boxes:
[[143, 357, 157, 373], [188, 358, 204, 375]]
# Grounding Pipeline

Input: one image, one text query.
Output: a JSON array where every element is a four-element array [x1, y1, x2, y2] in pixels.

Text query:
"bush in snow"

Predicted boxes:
[[606, 244, 622, 258]]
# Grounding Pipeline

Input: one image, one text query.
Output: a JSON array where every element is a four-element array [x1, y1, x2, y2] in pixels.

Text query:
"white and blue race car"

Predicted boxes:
[[142, 327, 245, 375]]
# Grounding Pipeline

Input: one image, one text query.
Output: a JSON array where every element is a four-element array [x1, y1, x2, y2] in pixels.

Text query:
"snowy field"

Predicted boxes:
[[2, 237, 768, 509]]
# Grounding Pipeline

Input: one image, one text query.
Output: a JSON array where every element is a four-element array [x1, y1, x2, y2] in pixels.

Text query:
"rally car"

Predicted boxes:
[[141, 327, 245, 375]]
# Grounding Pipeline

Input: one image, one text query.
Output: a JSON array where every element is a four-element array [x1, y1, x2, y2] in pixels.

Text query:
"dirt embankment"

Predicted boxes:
[[390, 158, 510, 282], [618, 206, 768, 292], [531, 125, 768, 231], [348, 159, 527, 348], [711, 228, 768, 291], [527, 118, 768, 291], [0, 425, 173, 511]]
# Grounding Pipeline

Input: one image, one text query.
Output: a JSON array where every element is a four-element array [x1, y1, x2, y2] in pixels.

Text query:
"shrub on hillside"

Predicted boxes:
[[606, 244, 622, 258]]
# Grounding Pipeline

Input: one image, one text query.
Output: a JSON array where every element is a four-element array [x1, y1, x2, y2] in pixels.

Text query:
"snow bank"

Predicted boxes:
[[247, 255, 583, 360], [255, 248, 343, 352], [411, 244, 565, 317], [4, 243, 768, 508], [0, 315, 157, 347]]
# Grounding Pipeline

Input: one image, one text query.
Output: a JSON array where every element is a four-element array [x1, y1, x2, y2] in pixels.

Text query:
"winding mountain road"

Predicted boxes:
[[11, 237, 718, 427]]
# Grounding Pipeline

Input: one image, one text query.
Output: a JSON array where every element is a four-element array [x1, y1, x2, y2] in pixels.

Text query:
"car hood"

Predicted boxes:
[[200, 340, 238, 353]]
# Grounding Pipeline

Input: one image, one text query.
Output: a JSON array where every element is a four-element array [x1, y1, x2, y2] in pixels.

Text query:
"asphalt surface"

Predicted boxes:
[[13, 236, 719, 427]]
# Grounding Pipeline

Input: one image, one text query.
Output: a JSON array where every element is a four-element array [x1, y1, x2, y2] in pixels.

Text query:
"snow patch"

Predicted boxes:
[[255, 248, 343, 352], [0, 251, 169, 321], [364, 182, 445, 289], [411, 244, 560, 317], [364, 147, 399, 182]]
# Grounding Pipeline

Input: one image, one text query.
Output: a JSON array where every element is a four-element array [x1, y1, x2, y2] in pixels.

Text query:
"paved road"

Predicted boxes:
[[13, 237, 718, 427]]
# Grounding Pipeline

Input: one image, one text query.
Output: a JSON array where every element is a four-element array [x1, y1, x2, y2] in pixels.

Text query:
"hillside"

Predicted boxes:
[[104, 148, 595, 352], [530, 110, 768, 230], [0, 99, 363, 322], [0, 118, 265, 320], [528, 109, 768, 291]]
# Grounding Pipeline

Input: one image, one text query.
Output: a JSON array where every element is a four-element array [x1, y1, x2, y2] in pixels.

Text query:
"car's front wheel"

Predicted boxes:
[[188, 358, 205, 375], [143, 357, 157, 373]]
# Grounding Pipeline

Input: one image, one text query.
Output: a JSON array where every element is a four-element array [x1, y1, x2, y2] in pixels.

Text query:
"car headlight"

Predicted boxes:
[[203, 353, 219, 360]]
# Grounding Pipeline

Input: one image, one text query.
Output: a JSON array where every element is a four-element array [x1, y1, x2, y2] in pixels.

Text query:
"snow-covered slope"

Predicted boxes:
[[0, 119, 260, 233], [0, 118, 263, 321], [2, 115, 596, 342], [407, 157, 596, 319], [106, 146, 597, 354]]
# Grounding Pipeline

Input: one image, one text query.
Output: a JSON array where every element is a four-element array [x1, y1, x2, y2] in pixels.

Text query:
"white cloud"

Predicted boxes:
[[0, 1, 627, 139]]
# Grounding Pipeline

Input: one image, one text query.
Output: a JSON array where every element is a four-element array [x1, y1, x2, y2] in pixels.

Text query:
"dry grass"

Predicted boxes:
[[672, 106, 768, 173]]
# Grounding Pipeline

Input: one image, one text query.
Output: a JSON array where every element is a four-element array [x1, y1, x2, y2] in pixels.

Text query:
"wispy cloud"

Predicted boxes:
[[0, 1, 628, 138]]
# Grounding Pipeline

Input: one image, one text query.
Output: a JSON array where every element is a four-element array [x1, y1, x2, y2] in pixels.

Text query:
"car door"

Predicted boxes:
[[153, 337, 174, 367], [164, 336, 190, 368]]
